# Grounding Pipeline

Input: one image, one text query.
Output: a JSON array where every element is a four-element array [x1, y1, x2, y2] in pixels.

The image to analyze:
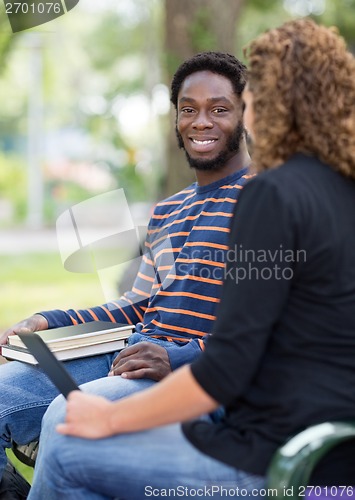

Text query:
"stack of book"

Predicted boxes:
[[1, 321, 134, 364]]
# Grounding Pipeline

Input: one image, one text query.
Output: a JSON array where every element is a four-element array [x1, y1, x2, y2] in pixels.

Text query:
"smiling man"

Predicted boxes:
[[0, 52, 251, 498], [173, 63, 246, 182]]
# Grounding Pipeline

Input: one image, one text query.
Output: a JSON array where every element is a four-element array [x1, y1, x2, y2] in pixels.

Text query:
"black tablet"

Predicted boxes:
[[17, 333, 80, 398]]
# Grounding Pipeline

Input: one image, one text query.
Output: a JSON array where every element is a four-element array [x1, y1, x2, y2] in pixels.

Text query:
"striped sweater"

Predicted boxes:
[[42, 168, 251, 369]]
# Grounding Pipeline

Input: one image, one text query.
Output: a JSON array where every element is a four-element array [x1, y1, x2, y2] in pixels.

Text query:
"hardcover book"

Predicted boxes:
[[1, 321, 134, 365]]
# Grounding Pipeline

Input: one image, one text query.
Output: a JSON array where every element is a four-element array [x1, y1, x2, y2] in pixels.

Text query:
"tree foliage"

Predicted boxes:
[[162, 0, 245, 196], [1, 0, 355, 224]]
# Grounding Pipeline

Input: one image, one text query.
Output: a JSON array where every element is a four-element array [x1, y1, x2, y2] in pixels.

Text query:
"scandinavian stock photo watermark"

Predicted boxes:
[[55, 189, 307, 303], [55, 189, 175, 306], [176, 245, 307, 284], [223, 244, 306, 284]]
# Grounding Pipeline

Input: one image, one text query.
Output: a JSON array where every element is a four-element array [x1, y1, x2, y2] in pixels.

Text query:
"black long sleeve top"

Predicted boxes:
[[184, 153, 355, 483]]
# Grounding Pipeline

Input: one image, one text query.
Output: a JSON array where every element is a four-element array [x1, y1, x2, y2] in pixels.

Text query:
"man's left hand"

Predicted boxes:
[[109, 342, 171, 381]]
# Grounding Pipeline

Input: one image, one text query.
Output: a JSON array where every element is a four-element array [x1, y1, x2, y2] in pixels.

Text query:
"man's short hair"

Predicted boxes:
[[170, 51, 247, 108]]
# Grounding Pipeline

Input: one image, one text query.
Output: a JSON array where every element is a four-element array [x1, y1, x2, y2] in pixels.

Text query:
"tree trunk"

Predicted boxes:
[[162, 0, 245, 197]]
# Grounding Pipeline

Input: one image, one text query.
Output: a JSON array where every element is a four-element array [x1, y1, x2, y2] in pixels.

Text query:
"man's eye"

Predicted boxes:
[[180, 108, 194, 113], [213, 108, 227, 114]]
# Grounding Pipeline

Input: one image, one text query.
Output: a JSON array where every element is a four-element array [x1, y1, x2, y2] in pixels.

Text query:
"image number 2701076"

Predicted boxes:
[[3, 0, 80, 32]]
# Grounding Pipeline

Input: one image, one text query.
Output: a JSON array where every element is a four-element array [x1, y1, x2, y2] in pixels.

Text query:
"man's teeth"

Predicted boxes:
[[192, 139, 215, 145]]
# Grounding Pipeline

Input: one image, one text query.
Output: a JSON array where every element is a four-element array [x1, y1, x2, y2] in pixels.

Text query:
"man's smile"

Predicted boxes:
[[191, 138, 217, 145], [189, 137, 218, 153]]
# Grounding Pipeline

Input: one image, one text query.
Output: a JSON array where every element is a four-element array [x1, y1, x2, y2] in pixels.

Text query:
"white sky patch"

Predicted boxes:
[[116, 94, 152, 138], [283, 0, 326, 16], [78, 0, 149, 26]]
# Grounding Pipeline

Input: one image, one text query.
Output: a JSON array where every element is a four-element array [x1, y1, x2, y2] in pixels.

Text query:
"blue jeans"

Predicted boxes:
[[0, 332, 164, 479], [29, 377, 265, 499]]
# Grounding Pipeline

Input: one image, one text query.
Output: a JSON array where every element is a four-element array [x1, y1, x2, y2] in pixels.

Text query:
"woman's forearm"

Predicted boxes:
[[109, 365, 218, 434], [57, 365, 219, 439]]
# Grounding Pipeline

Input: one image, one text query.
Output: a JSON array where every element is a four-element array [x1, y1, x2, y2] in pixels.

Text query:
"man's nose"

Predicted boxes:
[[192, 111, 213, 129]]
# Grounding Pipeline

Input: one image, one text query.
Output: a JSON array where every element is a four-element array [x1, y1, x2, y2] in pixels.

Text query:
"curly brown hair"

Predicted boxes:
[[245, 18, 355, 178]]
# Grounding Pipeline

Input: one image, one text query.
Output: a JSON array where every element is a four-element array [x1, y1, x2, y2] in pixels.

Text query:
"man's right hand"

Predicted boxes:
[[0, 314, 48, 346]]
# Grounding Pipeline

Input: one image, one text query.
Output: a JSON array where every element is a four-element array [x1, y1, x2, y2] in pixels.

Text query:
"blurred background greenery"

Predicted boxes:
[[0, 0, 355, 482], [1, 0, 354, 230]]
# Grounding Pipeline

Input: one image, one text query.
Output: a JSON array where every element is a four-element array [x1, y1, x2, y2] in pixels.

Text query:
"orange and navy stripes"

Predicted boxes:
[[42, 168, 251, 349]]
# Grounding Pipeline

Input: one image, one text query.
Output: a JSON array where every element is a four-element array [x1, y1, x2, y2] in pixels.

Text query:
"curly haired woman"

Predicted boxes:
[[29, 19, 355, 499]]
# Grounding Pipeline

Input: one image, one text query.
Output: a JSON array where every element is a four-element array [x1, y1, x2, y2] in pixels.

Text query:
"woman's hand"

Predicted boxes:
[[56, 391, 115, 439]]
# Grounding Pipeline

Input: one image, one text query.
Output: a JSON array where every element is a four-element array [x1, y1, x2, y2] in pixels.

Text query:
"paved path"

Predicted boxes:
[[0, 228, 59, 254], [0, 227, 132, 255]]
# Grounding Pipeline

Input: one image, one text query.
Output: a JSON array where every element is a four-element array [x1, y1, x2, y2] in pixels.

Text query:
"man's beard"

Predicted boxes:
[[176, 122, 245, 172]]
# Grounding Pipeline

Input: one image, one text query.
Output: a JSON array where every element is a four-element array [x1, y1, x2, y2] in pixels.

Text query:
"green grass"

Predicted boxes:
[[1, 251, 123, 483], [0, 252, 116, 331]]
